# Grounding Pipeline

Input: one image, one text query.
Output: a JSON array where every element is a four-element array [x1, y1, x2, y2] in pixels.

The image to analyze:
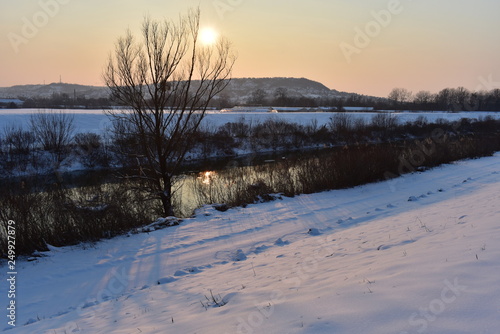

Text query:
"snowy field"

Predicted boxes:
[[2, 153, 499, 333], [0, 109, 499, 134]]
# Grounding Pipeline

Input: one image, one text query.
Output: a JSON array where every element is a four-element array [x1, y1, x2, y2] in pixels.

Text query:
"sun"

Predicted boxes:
[[199, 27, 218, 45]]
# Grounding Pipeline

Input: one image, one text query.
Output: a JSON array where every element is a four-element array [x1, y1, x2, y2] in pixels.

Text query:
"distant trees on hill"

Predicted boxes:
[[21, 92, 112, 109], [222, 86, 500, 111], [387, 87, 500, 111], [5, 85, 500, 111]]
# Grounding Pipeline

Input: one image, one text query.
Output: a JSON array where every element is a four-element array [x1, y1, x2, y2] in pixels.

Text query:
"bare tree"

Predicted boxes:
[[435, 88, 453, 110], [3, 125, 36, 155], [103, 8, 236, 216], [329, 112, 353, 141], [30, 111, 75, 166], [452, 87, 473, 111], [413, 90, 433, 104], [273, 87, 289, 106], [388, 88, 413, 108], [74, 132, 109, 168], [249, 88, 267, 105], [2, 125, 36, 171]]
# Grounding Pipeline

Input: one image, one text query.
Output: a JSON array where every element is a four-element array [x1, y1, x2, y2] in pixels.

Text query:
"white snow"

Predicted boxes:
[[1, 109, 499, 134], [2, 152, 500, 333]]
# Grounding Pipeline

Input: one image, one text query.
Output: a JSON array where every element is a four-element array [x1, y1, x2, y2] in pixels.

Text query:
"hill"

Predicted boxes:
[[220, 77, 350, 102], [0, 78, 367, 103], [0, 83, 110, 100]]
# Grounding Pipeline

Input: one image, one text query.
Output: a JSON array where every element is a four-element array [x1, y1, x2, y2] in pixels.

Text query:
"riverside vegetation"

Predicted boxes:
[[0, 113, 499, 256]]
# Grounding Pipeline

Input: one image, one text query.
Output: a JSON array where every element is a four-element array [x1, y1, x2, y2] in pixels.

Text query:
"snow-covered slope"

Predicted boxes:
[[0, 77, 352, 102], [0, 83, 110, 100], [219, 77, 345, 101], [2, 154, 500, 333]]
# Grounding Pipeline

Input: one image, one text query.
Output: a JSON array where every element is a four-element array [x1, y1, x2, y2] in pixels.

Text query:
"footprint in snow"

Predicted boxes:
[[233, 249, 247, 261], [387, 204, 396, 208], [275, 238, 290, 246], [174, 267, 201, 276], [252, 245, 270, 254], [408, 196, 418, 202], [307, 228, 322, 236], [157, 276, 176, 285]]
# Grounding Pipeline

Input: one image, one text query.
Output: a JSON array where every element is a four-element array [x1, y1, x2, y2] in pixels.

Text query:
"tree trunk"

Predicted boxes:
[[160, 177, 175, 217]]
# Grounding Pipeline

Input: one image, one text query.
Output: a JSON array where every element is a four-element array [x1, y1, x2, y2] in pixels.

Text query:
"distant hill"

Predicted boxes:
[[0, 83, 110, 100], [220, 77, 349, 102], [0, 78, 367, 102]]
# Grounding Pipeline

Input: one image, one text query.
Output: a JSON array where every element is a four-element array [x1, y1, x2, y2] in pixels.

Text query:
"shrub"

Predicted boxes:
[[74, 132, 110, 168]]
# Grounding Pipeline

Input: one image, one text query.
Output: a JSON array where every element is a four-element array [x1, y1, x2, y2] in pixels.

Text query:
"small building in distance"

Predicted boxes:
[[221, 106, 278, 113]]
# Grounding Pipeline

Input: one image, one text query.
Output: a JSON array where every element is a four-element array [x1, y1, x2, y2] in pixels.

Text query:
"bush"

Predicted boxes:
[[74, 132, 110, 168], [30, 112, 75, 164], [1, 126, 37, 172]]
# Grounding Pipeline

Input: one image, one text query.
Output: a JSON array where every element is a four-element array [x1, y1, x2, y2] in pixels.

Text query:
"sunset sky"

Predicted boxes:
[[1, 0, 499, 97]]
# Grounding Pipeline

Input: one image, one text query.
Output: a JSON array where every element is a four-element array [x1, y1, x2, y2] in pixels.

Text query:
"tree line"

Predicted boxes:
[[20, 93, 113, 109], [386, 87, 500, 111], [8, 85, 500, 111], [204, 85, 500, 111]]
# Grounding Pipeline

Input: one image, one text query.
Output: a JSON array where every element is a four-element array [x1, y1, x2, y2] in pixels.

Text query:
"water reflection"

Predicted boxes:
[[199, 171, 217, 185], [1, 147, 343, 219]]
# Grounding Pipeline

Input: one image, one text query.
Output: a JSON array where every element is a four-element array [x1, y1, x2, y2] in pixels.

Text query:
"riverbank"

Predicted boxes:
[[1, 129, 499, 256], [1, 113, 499, 256], [3, 152, 499, 333]]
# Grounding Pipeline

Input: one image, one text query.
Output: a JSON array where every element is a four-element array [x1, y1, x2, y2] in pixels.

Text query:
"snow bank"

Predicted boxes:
[[1, 153, 500, 333], [1, 109, 499, 134]]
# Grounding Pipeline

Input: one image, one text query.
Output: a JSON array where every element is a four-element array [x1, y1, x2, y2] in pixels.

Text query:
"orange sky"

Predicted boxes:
[[1, 0, 499, 97]]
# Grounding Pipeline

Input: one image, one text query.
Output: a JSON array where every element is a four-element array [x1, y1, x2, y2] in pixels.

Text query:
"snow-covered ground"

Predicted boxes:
[[2, 152, 499, 333], [1, 109, 499, 134]]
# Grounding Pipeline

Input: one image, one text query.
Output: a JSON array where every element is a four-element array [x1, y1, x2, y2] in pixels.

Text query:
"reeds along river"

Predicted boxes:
[[1, 133, 498, 256]]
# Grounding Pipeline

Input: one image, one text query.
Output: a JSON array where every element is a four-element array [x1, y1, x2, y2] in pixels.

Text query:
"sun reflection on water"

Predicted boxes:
[[199, 171, 217, 185]]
